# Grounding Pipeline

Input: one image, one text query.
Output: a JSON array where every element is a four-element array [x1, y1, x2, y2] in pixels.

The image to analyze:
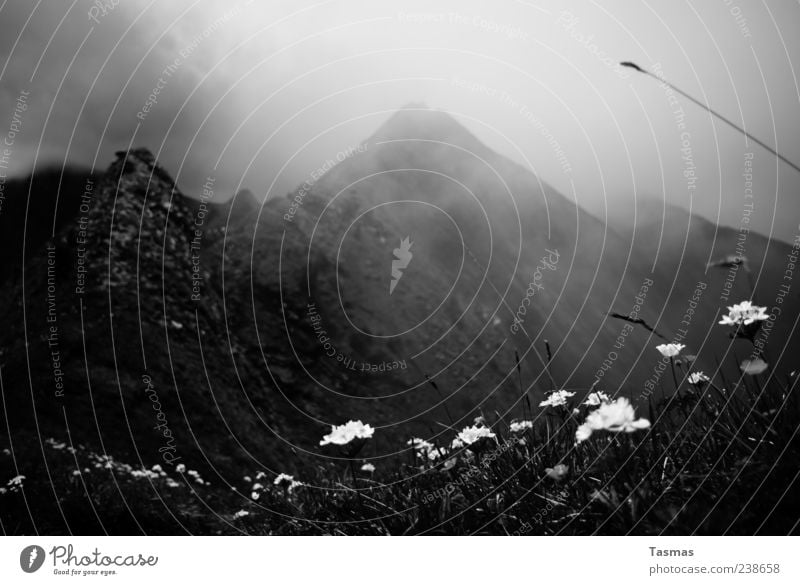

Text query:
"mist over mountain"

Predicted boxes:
[[2, 107, 796, 495]]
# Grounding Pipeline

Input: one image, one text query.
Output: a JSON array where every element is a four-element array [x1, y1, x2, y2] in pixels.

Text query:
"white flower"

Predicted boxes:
[[576, 424, 593, 442], [455, 425, 496, 446], [450, 437, 465, 449], [426, 448, 445, 461], [407, 437, 434, 452], [740, 358, 768, 375], [175, 463, 186, 473], [251, 491, 260, 500], [544, 464, 569, 481], [509, 420, 534, 433], [7, 475, 25, 486], [687, 372, 710, 385], [47, 439, 66, 450], [252, 482, 264, 491], [360, 463, 376, 473], [407, 438, 443, 460], [271, 474, 290, 486], [233, 510, 250, 519], [575, 398, 650, 442], [583, 391, 612, 406], [273, 473, 302, 491], [719, 301, 770, 326], [539, 390, 575, 407], [656, 343, 685, 358], [320, 420, 374, 446]]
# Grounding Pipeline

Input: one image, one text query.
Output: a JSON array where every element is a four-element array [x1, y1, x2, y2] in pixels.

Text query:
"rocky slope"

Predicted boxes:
[[0, 149, 300, 483], [1, 108, 797, 497]]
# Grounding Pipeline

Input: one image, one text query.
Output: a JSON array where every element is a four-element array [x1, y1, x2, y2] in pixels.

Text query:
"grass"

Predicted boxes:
[[1, 307, 798, 535]]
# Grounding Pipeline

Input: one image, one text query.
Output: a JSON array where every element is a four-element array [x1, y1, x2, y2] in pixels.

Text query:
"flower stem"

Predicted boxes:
[[670, 357, 679, 391]]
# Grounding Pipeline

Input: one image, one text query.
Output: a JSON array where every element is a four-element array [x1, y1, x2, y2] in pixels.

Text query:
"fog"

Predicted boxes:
[[1, 0, 798, 242]]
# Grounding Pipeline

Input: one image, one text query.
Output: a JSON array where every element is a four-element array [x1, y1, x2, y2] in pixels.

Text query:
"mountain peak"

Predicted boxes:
[[370, 105, 484, 149], [110, 147, 175, 187]]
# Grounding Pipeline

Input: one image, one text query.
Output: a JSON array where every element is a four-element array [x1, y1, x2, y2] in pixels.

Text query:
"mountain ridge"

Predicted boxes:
[[1, 109, 797, 494]]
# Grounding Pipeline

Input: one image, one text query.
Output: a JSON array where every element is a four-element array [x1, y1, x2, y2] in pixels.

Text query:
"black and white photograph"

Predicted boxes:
[[0, 0, 799, 578]]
